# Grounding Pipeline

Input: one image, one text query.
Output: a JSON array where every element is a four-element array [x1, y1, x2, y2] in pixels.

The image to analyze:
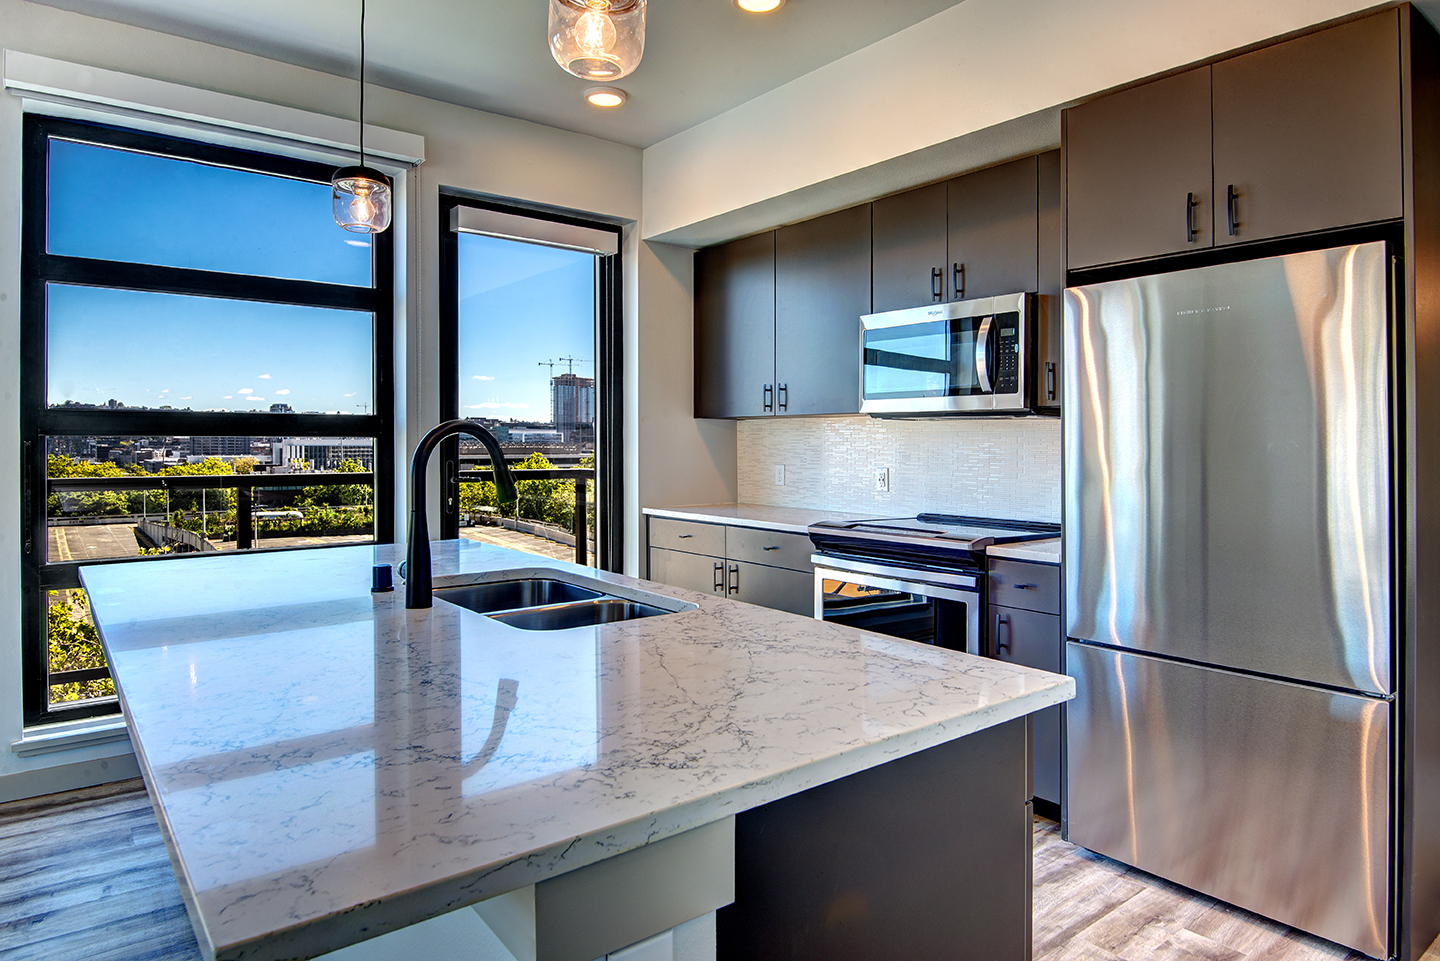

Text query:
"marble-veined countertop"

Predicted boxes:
[[81, 541, 1073, 961]]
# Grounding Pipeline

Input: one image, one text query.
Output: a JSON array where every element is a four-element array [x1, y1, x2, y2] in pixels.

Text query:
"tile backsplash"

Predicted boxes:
[[737, 415, 1061, 522]]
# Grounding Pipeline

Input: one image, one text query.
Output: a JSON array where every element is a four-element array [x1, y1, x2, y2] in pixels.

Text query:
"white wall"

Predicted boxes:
[[0, 0, 707, 799], [641, 0, 1378, 247]]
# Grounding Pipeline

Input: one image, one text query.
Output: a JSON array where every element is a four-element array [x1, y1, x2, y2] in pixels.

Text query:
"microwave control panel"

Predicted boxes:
[[996, 320, 1020, 395]]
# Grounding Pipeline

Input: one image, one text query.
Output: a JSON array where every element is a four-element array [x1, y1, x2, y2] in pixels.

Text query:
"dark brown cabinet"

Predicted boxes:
[[871, 182, 948, 314], [948, 155, 1040, 302], [989, 557, 1062, 807], [1064, 66, 1213, 270], [775, 204, 871, 416], [694, 231, 776, 418], [1065, 9, 1403, 269], [1036, 150, 1064, 410], [1212, 10, 1402, 245]]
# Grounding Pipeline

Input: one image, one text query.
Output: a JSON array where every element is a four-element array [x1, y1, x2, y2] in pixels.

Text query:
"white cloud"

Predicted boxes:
[[275, 389, 291, 395], [345, 239, 371, 248], [465, 402, 529, 409], [249, 397, 266, 403], [472, 375, 495, 381], [180, 396, 192, 400], [222, 395, 233, 400], [257, 374, 272, 379], [238, 388, 254, 394], [344, 391, 357, 397]]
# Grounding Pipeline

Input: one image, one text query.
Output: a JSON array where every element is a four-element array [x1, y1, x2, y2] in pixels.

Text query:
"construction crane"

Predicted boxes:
[[540, 357, 592, 377]]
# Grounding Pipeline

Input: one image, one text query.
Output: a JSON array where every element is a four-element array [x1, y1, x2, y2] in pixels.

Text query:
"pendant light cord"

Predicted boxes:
[[358, 0, 366, 166]]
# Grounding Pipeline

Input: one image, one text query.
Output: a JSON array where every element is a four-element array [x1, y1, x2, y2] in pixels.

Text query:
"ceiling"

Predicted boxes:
[[32, 0, 966, 148]]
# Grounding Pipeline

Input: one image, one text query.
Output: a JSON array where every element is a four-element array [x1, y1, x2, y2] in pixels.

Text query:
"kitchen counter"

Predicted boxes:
[[80, 541, 1072, 961], [987, 537, 1061, 564], [642, 503, 872, 534]]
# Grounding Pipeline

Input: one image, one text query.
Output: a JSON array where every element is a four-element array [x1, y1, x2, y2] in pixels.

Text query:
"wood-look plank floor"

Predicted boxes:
[[2, 781, 1437, 961]]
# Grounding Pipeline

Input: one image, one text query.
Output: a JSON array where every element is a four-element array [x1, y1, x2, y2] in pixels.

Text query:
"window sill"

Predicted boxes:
[[10, 715, 130, 757]]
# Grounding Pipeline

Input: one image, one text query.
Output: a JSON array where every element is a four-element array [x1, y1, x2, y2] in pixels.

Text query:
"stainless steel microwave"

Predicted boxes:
[[860, 292, 1037, 415]]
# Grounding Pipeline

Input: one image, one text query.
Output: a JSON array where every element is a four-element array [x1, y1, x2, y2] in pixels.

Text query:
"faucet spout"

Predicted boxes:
[[406, 419, 517, 609]]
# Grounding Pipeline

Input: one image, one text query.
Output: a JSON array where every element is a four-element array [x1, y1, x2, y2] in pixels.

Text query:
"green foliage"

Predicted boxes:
[[299, 458, 371, 508], [47, 590, 115, 704], [459, 453, 596, 539]]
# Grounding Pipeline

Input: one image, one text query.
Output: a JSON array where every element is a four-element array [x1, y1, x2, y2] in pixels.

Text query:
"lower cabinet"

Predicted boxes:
[[988, 557, 1062, 808], [648, 516, 815, 617]]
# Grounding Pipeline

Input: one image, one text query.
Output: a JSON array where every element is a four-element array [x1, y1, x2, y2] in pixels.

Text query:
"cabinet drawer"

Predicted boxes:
[[988, 559, 1060, 615], [725, 526, 814, 572], [650, 547, 724, 596], [649, 517, 725, 557]]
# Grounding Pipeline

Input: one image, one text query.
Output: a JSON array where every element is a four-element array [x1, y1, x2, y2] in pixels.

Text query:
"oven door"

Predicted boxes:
[[813, 560, 982, 654]]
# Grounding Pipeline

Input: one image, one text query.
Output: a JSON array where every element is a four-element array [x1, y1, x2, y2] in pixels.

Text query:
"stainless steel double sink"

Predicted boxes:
[[432, 569, 697, 631]]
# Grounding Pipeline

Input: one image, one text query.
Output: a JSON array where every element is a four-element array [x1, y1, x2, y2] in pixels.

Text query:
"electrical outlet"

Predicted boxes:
[[774, 464, 785, 486], [874, 467, 890, 492]]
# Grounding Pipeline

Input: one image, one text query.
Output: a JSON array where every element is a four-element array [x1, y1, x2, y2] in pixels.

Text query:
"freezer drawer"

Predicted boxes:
[[1066, 642, 1390, 959]]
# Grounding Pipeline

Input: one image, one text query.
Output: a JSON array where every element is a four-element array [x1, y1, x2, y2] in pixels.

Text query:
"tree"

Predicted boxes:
[[47, 590, 115, 703]]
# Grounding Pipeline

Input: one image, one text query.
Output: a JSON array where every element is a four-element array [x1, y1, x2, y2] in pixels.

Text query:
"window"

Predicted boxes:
[[439, 196, 623, 573], [21, 116, 394, 724]]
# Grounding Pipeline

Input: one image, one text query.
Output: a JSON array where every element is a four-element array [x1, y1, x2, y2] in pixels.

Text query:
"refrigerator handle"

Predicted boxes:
[[975, 315, 994, 394]]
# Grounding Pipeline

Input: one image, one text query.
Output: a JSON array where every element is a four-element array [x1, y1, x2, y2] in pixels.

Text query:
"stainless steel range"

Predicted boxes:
[[808, 514, 1060, 654]]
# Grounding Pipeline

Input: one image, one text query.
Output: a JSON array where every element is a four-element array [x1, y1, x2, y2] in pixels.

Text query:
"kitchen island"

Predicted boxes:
[[80, 540, 1073, 961]]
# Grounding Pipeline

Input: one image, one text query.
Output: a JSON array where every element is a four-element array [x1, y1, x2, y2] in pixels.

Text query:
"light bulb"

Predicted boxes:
[[576, 9, 615, 55], [349, 191, 376, 224]]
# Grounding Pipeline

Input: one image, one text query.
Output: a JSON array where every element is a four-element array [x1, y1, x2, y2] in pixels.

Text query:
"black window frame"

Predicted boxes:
[[438, 192, 624, 573], [20, 114, 396, 725]]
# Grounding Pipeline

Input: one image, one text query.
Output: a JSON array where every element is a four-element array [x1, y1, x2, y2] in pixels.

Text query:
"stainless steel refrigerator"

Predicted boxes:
[[1064, 241, 1394, 958]]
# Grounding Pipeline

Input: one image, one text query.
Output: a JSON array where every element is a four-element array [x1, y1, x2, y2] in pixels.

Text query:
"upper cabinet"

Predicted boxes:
[[872, 183, 947, 313], [694, 231, 775, 419], [1064, 67, 1213, 269], [1065, 9, 1403, 270], [775, 204, 872, 416], [1212, 12, 1402, 245], [948, 156, 1041, 302]]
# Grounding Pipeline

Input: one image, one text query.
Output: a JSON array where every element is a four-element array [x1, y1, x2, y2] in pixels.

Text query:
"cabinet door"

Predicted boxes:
[[991, 605, 1062, 805], [775, 205, 871, 416], [1213, 10, 1402, 245], [694, 232, 775, 418], [1065, 66, 1213, 269], [649, 547, 723, 596], [1036, 150, 1063, 411], [947, 156, 1038, 301], [728, 560, 815, 617], [872, 182, 948, 313]]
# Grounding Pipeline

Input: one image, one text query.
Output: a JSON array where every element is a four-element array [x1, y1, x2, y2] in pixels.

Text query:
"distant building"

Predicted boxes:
[[190, 436, 252, 457], [550, 374, 594, 434], [269, 403, 294, 413], [271, 438, 373, 471], [509, 429, 563, 445]]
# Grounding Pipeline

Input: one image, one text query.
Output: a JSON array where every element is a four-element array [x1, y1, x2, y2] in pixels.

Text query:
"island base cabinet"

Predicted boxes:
[[717, 718, 1030, 961]]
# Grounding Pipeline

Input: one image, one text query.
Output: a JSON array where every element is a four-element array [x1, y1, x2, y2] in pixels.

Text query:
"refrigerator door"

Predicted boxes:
[[1066, 642, 1391, 958], [1064, 242, 1392, 695]]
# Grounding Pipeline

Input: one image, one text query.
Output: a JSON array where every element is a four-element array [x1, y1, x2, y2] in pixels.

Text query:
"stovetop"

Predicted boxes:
[[808, 513, 1060, 570]]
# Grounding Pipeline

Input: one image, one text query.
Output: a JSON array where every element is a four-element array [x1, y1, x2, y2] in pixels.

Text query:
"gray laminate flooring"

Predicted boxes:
[[2, 780, 1436, 961]]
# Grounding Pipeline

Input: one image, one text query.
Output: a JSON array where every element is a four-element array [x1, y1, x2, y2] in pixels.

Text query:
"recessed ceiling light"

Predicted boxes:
[[584, 86, 628, 108], [736, 0, 784, 12]]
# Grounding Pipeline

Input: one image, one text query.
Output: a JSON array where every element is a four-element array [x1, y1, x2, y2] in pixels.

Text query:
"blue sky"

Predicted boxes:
[[45, 139, 373, 412], [457, 233, 596, 422], [44, 140, 597, 419]]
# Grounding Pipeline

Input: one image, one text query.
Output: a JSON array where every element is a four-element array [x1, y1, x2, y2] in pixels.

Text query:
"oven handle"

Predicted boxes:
[[809, 553, 979, 590], [813, 566, 982, 656]]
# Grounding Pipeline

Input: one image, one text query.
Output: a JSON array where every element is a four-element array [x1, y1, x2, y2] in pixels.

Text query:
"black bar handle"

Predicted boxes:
[[953, 262, 965, 300], [574, 477, 588, 567], [22, 440, 33, 556], [931, 266, 943, 300], [995, 612, 1011, 656], [1185, 192, 1198, 243], [1045, 362, 1057, 402], [763, 383, 773, 412], [1226, 184, 1239, 237], [713, 562, 724, 593], [778, 383, 788, 412], [728, 564, 740, 595]]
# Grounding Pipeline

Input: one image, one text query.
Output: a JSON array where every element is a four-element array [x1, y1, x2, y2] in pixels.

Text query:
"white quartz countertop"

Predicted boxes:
[[987, 537, 1062, 564], [80, 541, 1072, 961], [643, 503, 873, 533]]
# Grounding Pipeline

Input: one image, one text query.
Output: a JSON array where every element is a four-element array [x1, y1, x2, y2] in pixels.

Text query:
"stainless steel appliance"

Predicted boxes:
[[809, 515, 1059, 653], [860, 293, 1041, 415], [1064, 241, 1393, 958]]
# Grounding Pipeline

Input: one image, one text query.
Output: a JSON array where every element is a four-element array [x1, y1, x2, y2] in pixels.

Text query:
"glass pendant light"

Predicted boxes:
[[549, 0, 646, 82], [333, 0, 391, 233]]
